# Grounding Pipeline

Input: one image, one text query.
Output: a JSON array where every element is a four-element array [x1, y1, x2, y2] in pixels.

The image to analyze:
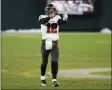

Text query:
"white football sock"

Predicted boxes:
[[52, 79, 57, 82], [41, 76, 46, 80]]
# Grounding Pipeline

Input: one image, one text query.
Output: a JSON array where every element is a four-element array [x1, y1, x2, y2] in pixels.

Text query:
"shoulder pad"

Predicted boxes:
[[39, 15, 48, 20], [55, 15, 62, 20]]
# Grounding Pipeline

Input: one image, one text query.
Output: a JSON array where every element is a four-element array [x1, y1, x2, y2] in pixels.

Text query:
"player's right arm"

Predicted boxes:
[[38, 15, 50, 24]]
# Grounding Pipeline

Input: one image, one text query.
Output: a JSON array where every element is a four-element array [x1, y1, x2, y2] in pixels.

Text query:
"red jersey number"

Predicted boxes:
[[47, 23, 57, 33]]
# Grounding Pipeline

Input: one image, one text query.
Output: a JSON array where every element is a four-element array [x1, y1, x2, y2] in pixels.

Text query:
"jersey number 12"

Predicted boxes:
[[46, 23, 57, 33]]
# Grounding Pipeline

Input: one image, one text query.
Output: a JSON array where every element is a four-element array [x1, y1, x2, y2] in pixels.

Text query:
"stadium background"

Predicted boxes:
[[1, 0, 112, 32], [1, 0, 111, 89]]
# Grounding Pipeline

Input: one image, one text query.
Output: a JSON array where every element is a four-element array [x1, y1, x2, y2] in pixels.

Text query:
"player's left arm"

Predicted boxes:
[[58, 13, 68, 24]]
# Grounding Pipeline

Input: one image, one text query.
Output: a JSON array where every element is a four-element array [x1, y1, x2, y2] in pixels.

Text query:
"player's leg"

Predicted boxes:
[[50, 41, 59, 87], [40, 40, 50, 86]]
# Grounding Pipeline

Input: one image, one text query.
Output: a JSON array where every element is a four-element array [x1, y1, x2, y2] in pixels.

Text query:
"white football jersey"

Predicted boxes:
[[39, 15, 61, 41]]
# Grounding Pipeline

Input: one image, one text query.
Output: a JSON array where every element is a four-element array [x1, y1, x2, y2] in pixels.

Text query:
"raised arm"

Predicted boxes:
[[58, 13, 68, 24]]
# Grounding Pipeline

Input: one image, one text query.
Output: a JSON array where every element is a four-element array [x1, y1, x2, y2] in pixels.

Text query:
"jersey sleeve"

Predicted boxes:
[[57, 15, 62, 20], [57, 15, 67, 24], [38, 15, 42, 21], [38, 15, 50, 24]]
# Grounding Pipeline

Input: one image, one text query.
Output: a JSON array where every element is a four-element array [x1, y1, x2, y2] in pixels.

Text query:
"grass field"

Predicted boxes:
[[91, 71, 111, 76], [1, 32, 111, 89]]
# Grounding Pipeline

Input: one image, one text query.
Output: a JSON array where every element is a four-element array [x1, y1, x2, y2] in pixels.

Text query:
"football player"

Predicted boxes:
[[38, 3, 68, 87]]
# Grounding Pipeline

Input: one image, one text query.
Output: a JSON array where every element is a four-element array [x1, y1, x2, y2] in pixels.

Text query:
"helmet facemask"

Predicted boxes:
[[45, 4, 57, 15]]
